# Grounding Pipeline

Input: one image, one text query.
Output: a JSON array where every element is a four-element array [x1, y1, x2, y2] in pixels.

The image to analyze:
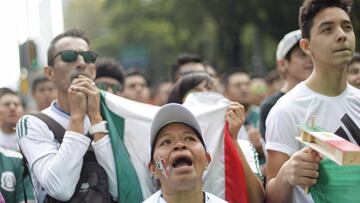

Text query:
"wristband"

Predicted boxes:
[[89, 121, 108, 135]]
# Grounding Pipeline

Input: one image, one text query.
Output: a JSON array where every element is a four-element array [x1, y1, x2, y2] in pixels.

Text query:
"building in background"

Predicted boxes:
[[0, 0, 64, 107]]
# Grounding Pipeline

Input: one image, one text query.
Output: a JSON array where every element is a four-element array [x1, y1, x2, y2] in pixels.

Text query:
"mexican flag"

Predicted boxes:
[[100, 91, 248, 203]]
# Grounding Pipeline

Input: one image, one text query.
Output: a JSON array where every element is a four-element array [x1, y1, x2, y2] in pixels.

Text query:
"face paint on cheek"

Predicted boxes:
[[156, 156, 170, 178]]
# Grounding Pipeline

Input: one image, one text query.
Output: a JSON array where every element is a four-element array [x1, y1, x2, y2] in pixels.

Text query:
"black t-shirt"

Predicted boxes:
[[259, 91, 285, 140]]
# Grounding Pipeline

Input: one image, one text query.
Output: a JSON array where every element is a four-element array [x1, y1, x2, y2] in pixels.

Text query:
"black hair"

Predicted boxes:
[[0, 87, 18, 100], [299, 0, 352, 39], [284, 43, 301, 61], [265, 69, 281, 85], [167, 72, 213, 104], [125, 69, 150, 87], [31, 76, 49, 93], [221, 70, 249, 89], [95, 57, 125, 86], [47, 28, 90, 66], [169, 52, 204, 82]]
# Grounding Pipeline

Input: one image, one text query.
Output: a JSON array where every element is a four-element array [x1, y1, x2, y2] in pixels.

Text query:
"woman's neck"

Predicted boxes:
[[161, 186, 204, 203]]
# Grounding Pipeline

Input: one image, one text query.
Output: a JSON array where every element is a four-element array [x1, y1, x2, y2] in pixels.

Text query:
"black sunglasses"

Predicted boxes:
[[50, 50, 97, 64], [96, 82, 122, 93]]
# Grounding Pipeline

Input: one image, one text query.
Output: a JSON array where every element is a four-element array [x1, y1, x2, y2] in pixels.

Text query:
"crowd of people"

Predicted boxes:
[[0, 0, 359, 202]]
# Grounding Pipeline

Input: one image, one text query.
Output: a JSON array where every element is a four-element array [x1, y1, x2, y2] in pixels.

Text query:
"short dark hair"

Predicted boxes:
[[169, 52, 203, 82], [284, 43, 301, 61], [31, 76, 49, 93], [221, 70, 249, 89], [47, 28, 90, 66], [299, 0, 352, 39], [349, 52, 360, 66], [167, 72, 213, 104], [0, 87, 17, 100], [95, 57, 125, 86], [125, 69, 150, 87], [265, 69, 281, 85]]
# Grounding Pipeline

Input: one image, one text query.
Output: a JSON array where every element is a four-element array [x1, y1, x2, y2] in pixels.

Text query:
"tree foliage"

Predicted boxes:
[[63, 0, 360, 82]]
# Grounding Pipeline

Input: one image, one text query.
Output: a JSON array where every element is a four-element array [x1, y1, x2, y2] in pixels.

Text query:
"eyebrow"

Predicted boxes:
[[318, 21, 333, 28], [319, 19, 352, 28]]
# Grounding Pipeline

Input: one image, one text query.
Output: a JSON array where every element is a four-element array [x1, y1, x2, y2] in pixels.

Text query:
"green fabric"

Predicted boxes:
[[100, 92, 143, 203], [245, 105, 260, 127], [309, 158, 360, 203], [0, 149, 35, 203]]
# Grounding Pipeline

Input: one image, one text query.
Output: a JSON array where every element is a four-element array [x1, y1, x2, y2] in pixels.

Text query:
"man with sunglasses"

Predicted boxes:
[[95, 57, 125, 96], [16, 29, 118, 202]]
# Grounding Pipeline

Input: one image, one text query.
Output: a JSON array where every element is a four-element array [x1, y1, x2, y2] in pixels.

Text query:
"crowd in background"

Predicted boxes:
[[0, 0, 360, 202]]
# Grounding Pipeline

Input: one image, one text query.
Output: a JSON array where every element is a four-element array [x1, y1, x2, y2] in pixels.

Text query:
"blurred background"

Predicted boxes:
[[1, 0, 359, 95]]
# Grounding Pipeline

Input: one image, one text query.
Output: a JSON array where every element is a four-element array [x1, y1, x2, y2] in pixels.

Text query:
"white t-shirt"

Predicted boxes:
[[265, 82, 360, 203], [143, 190, 228, 203], [16, 101, 117, 202], [0, 130, 18, 151]]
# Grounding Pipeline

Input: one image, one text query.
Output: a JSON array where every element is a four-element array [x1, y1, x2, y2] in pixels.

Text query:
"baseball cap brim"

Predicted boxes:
[[149, 103, 205, 160]]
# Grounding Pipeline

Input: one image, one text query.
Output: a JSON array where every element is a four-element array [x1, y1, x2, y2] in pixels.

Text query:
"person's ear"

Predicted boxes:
[[300, 39, 312, 56], [205, 152, 211, 169], [44, 66, 54, 81], [148, 162, 157, 178], [276, 59, 287, 74]]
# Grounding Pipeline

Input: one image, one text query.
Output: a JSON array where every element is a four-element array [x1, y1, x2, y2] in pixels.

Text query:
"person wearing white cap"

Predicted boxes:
[[143, 103, 227, 203], [259, 29, 313, 139]]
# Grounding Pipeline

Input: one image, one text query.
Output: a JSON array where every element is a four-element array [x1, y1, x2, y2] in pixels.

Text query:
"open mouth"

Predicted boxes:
[[172, 156, 193, 168]]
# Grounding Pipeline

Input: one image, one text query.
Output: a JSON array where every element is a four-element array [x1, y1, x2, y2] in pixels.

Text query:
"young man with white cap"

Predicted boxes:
[[259, 29, 313, 139]]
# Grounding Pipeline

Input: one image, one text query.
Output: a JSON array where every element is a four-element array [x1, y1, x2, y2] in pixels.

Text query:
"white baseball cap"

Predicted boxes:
[[276, 29, 302, 60], [149, 103, 205, 160]]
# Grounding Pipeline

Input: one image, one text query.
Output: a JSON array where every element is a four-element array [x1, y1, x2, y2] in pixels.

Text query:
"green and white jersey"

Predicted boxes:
[[0, 130, 19, 152], [0, 147, 35, 203]]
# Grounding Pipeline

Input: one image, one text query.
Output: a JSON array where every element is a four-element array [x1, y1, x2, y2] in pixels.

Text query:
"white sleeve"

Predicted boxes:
[[91, 135, 118, 200], [17, 115, 91, 201], [265, 107, 302, 157]]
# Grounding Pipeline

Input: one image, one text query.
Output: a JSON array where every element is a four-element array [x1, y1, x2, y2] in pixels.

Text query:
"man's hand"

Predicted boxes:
[[247, 125, 262, 148], [71, 75, 103, 124], [282, 147, 321, 188], [68, 78, 87, 133], [225, 102, 245, 140]]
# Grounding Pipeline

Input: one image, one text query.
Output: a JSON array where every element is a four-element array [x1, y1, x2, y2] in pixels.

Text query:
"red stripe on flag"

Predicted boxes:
[[224, 122, 249, 203]]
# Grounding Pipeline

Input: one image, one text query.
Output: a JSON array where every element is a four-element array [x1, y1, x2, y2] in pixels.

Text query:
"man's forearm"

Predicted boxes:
[[233, 139, 265, 203], [266, 168, 293, 203], [33, 132, 90, 200]]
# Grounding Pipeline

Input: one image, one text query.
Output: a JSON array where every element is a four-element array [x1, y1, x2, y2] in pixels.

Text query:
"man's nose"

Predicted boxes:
[[8, 103, 17, 109], [336, 27, 347, 43], [76, 55, 87, 70]]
